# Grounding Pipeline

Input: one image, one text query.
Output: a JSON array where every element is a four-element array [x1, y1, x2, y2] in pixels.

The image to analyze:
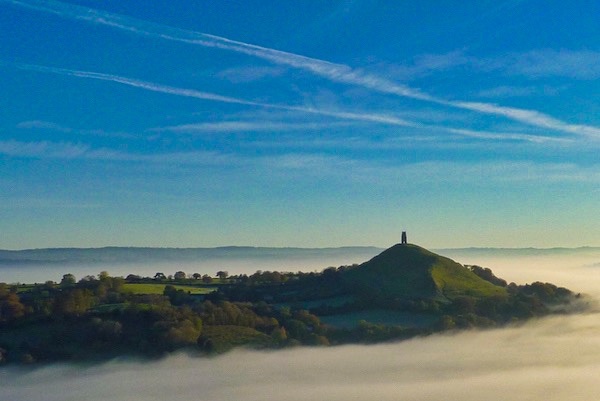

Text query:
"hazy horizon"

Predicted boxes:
[[2, 244, 599, 288]]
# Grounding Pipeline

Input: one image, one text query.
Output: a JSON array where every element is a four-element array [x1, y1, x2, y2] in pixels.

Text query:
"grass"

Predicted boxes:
[[200, 325, 272, 353], [342, 244, 441, 299], [342, 244, 507, 301], [431, 261, 507, 299], [15, 284, 43, 293], [121, 283, 216, 295]]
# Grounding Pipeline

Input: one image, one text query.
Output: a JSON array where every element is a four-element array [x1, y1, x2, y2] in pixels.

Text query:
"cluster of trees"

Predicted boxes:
[[0, 270, 330, 364], [0, 262, 579, 365], [127, 271, 225, 283], [0, 283, 25, 322]]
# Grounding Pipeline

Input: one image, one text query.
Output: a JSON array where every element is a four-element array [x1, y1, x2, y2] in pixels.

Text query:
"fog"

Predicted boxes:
[[2, 251, 600, 401], [0, 259, 345, 285], [3, 311, 600, 401], [0, 247, 382, 284], [441, 250, 600, 297]]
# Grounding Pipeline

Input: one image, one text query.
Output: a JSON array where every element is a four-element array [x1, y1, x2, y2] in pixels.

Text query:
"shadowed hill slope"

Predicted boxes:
[[341, 244, 507, 301]]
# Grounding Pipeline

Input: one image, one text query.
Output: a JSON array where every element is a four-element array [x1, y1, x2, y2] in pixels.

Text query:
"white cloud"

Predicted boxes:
[[380, 50, 470, 81], [501, 49, 600, 79], [151, 121, 353, 134], [16, 120, 136, 138], [452, 101, 600, 139], [445, 127, 571, 143], [0, 139, 89, 158], [6, 1, 600, 141], [3, 139, 597, 184], [16, 120, 66, 130], [7, 1, 600, 139], [475, 86, 539, 98], [13, 62, 416, 129], [0, 139, 239, 166], [217, 66, 286, 83]]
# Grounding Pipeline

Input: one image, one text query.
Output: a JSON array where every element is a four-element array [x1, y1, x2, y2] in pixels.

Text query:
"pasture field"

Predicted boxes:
[[121, 283, 216, 295]]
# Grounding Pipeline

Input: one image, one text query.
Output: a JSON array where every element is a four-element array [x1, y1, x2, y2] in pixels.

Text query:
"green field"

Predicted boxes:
[[121, 283, 216, 295], [200, 325, 272, 353], [320, 309, 438, 329]]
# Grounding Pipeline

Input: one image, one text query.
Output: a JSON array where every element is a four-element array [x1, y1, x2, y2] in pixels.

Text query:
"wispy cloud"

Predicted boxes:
[[6, 0, 600, 139], [389, 49, 600, 81], [475, 86, 542, 98], [0, 139, 237, 165], [452, 101, 600, 139], [445, 128, 570, 143], [150, 121, 353, 134], [378, 50, 470, 81], [0, 139, 89, 158], [17, 120, 136, 138], [217, 66, 286, 83], [9, 62, 570, 145], [11, 62, 416, 129], [493, 49, 600, 80], [13, 63, 267, 106], [369, 160, 600, 185], [2, 139, 598, 186]]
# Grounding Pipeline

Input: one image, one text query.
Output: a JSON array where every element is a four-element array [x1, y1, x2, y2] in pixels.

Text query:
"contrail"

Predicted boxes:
[[12, 62, 416, 128], [10, 62, 564, 143], [13, 62, 566, 143], [4, 0, 600, 138]]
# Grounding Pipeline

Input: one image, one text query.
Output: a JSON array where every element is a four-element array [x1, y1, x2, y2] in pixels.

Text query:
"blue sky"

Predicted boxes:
[[0, 0, 599, 249]]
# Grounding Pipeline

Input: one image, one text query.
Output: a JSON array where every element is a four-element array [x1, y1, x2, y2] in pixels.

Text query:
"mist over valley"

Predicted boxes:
[[2, 250, 600, 401]]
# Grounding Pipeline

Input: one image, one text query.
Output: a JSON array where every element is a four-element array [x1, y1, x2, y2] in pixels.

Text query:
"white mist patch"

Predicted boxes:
[[3, 312, 600, 401], [444, 252, 600, 297], [0, 248, 382, 284]]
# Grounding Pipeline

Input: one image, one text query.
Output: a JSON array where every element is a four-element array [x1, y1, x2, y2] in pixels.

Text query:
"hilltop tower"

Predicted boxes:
[[401, 231, 407, 245]]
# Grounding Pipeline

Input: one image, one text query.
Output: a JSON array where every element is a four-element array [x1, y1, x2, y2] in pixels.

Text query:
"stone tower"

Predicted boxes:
[[401, 231, 407, 245]]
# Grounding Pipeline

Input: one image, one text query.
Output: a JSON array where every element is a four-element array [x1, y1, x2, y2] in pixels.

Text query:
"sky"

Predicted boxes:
[[0, 0, 599, 250]]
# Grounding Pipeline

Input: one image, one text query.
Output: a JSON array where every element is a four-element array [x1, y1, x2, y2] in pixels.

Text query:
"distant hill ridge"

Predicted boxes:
[[1, 244, 598, 266], [0, 246, 383, 265]]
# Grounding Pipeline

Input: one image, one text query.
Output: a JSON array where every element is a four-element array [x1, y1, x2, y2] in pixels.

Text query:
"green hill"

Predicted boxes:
[[341, 243, 507, 302]]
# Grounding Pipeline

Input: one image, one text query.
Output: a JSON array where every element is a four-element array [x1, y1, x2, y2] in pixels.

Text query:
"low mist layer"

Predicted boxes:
[[0, 247, 382, 283], [2, 250, 600, 401], [3, 310, 600, 401]]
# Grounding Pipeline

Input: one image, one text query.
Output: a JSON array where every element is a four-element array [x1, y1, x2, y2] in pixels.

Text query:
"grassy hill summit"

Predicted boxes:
[[342, 243, 507, 302]]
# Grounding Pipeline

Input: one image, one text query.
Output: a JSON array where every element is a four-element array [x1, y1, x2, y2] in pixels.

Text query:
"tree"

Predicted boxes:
[[192, 273, 201, 280], [271, 326, 287, 344], [60, 274, 76, 287], [0, 292, 25, 321], [216, 271, 229, 280], [126, 274, 142, 282], [154, 272, 166, 281], [54, 289, 95, 316], [163, 320, 202, 348], [202, 275, 213, 284], [174, 271, 187, 280]]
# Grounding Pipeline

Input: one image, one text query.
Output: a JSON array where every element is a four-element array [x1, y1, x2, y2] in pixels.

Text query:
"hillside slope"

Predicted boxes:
[[341, 244, 507, 302]]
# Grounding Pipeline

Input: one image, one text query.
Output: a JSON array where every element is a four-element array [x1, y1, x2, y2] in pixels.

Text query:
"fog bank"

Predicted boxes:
[[3, 250, 600, 401], [3, 311, 600, 401], [0, 247, 382, 284], [442, 250, 600, 297]]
